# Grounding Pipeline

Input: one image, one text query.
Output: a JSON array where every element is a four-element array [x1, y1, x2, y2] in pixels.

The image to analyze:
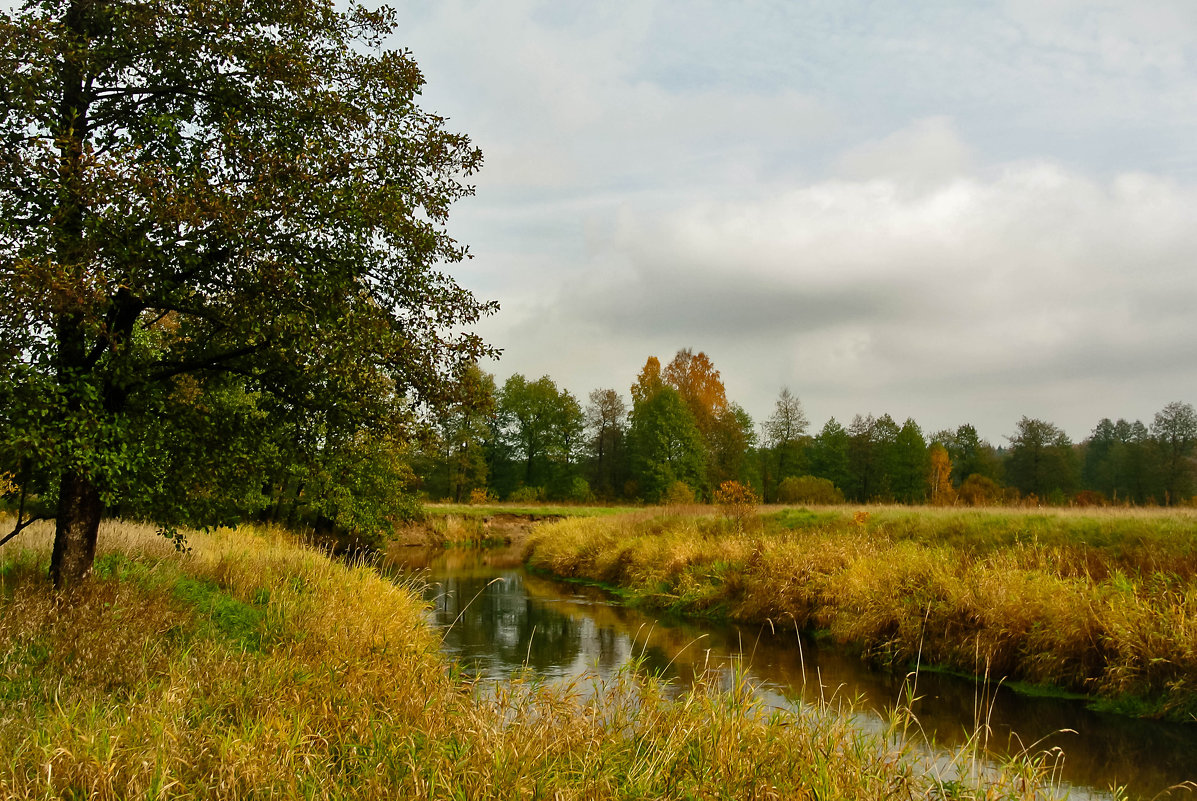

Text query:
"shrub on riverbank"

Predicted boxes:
[[0, 518, 1073, 799], [525, 506, 1197, 721]]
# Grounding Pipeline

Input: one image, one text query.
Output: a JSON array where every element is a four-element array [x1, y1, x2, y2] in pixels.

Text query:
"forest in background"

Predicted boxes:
[[6, 344, 1192, 555], [413, 348, 1197, 511], [3, 3, 1194, 570]]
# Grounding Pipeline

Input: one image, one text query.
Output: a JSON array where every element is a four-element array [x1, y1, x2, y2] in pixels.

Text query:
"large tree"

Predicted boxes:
[[1005, 417, 1078, 501], [495, 375, 583, 497], [419, 364, 495, 503], [845, 413, 899, 502], [0, 1, 495, 587], [1151, 401, 1197, 505], [940, 424, 1001, 486], [584, 388, 628, 499], [1083, 417, 1151, 504], [807, 417, 851, 495], [708, 402, 756, 490], [761, 387, 809, 501], [627, 387, 705, 502], [890, 418, 929, 504], [661, 348, 727, 438]]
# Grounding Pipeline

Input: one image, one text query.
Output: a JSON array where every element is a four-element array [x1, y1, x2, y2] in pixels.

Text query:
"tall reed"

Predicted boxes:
[[525, 507, 1197, 721], [0, 516, 1082, 798]]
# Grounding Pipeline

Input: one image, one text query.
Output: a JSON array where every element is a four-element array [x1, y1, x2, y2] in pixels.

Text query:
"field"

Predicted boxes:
[[525, 505, 1197, 721], [424, 502, 642, 519], [0, 517, 1072, 799], [392, 502, 645, 547]]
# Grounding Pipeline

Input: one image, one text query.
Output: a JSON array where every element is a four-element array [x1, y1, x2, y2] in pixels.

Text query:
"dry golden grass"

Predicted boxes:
[[1, 516, 1076, 799], [526, 507, 1197, 721]]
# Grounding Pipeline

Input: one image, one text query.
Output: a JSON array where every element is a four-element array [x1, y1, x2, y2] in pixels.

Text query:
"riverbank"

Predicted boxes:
[[524, 506, 1197, 722], [1, 518, 1069, 799], [391, 502, 643, 547]]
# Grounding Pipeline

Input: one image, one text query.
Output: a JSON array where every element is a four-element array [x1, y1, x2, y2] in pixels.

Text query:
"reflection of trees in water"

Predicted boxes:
[[382, 545, 527, 575], [408, 559, 1197, 799], [902, 671, 1197, 792], [592, 625, 625, 674], [428, 573, 584, 675]]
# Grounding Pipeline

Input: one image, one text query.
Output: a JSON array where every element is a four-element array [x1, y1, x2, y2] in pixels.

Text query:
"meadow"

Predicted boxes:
[[0, 516, 1073, 799], [525, 505, 1197, 721]]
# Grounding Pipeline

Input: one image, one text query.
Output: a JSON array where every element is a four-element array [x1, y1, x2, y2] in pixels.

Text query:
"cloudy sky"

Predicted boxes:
[[394, 0, 1197, 443]]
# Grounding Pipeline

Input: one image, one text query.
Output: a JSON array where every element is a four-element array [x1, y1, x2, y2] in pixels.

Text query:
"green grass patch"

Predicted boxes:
[[93, 551, 161, 585], [0, 549, 46, 596], [170, 576, 265, 652], [767, 507, 847, 531]]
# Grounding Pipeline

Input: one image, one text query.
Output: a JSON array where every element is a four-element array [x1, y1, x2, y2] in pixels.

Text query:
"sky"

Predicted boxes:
[[390, 0, 1197, 444], [7, 0, 1192, 443]]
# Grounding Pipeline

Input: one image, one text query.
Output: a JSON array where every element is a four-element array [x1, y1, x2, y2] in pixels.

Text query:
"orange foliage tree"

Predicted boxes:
[[663, 348, 727, 437], [631, 348, 753, 499], [630, 356, 664, 407], [714, 480, 759, 529], [928, 443, 956, 506]]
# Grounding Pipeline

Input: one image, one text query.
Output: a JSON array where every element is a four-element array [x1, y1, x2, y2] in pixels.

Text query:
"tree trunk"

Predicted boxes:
[[47, 2, 100, 591], [49, 469, 103, 589]]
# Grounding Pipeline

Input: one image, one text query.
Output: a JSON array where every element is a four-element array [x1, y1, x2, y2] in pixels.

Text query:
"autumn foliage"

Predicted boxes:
[[414, 350, 1197, 510], [927, 444, 955, 506], [714, 480, 759, 528], [662, 348, 728, 436]]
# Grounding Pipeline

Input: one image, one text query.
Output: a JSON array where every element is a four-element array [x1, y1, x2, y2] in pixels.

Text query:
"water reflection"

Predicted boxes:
[[428, 572, 589, 678], [384, 545, 1197, 801]]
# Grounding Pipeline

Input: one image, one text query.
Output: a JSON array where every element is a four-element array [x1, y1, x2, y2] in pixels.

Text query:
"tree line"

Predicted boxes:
[[414, 349, 1197, 508]]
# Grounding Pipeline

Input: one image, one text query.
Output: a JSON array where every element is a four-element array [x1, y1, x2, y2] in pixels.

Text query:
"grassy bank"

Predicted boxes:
[[0, 518, 1077, 799], [424, 502, 642, 519], [396, 503, 643, 548], [524, 506, 1197, 722]]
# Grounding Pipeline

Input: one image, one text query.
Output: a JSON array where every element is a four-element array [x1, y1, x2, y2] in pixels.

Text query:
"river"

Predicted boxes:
[[382, 544, 1197, 800]]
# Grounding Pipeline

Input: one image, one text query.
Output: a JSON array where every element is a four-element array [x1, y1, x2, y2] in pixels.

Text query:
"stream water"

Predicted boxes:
[[382, 545, 1197, 800]]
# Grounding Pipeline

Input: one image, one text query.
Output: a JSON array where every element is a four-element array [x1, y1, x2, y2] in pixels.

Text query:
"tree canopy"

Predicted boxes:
[[494, 375, 583, 496], [407, 358, 1195, 511], [1151, 401, 1197, 505], [0, 1, 495, 586], [1005, 417, 1078, 501], [627, 387, 705, 503]]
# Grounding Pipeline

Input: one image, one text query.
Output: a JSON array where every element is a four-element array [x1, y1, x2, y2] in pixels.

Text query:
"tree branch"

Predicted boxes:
[[1, 466, 48, 548], [0, 515, 48, 548], [83, 287, 146, 369], [148, 342, 266, 383]]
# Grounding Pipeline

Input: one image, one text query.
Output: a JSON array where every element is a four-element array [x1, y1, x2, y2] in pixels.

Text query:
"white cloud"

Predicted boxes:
[[1002, 0, 1197, 76], [395, 1, 1197, 440], [836, 117, 975, 186], [481, 158, 1197, 440]]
